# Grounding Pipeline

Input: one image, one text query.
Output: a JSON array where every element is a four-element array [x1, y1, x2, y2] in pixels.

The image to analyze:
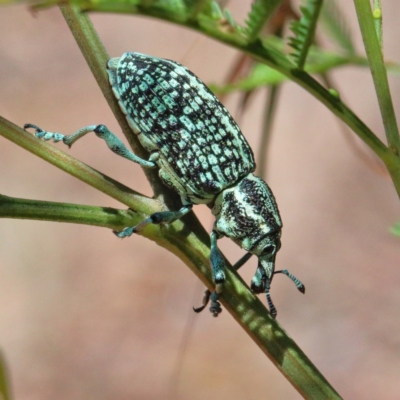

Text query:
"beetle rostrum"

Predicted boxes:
[[24, 52, 305, 318]]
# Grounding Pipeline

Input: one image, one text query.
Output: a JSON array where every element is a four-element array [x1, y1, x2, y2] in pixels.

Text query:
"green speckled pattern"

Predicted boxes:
[[108, 52, 255, 204]]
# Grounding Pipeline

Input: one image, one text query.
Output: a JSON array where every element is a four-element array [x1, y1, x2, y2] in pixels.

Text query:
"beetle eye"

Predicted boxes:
[[261, 245, 275, 255]]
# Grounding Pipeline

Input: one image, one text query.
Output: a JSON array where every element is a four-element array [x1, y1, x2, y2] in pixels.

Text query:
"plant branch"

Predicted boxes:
[[354, 0, 400, 156], [257, 84, 280, 180], [0, 194, 140, 230]]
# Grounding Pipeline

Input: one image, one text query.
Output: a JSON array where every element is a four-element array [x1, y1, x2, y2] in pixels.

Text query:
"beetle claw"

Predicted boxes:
[[193, 289, 211, 313]]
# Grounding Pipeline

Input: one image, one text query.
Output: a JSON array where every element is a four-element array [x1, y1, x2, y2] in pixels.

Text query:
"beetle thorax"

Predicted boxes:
[[211, 173, 282, 255]]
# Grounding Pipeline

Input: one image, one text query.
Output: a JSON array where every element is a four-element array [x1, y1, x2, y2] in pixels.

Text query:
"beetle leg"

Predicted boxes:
[[210, 230, 226, 284], [24, 123, 156, 168], [194, 231, 226, 317], [24, 123, 94, 145], [114, 203, 193, 238], [194, 251, 253, 314], [193, 288, 222, 317], [209, 290, 223, 317], [195, 231, 225, 317], [93, 125, 156, 168]]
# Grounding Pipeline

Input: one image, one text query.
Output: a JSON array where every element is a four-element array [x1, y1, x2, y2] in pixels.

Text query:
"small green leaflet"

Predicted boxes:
[[288, 0, 323, 69]]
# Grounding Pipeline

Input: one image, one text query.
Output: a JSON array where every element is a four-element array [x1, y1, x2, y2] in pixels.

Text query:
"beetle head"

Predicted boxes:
[[212, 173, 282, 283]]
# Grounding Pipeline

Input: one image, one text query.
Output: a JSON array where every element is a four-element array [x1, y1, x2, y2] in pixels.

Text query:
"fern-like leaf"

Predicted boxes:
[[244, 0, 281, 42], [288, 0, 323, 69]]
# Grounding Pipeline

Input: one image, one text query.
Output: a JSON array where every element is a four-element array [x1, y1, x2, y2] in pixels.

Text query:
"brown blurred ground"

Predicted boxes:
[[0, 1, 399, 399]]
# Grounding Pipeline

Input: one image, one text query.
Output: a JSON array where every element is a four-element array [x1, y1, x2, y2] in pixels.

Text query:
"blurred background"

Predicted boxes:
[[0, 1, 399, 399]]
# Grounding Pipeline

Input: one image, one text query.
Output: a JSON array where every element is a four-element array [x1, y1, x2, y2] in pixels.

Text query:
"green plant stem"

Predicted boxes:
[[244, 40, 389, 159], [257, 84, 280, 180], [0, 194, 139, 229], [0, 115, 341, 398], [373, 0, 382, 48], [354, 0, 400, 156]]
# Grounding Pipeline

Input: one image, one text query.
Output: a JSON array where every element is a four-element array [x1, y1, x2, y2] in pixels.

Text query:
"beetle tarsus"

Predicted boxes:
[[113, 227, 135, 238], [210, 291, 222, 317], [193, 290, 222, 317]]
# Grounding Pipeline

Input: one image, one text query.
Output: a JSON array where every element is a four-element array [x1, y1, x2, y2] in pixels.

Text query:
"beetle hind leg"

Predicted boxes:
[[24, 123, 156, 168], [24, 123, 96, 145]]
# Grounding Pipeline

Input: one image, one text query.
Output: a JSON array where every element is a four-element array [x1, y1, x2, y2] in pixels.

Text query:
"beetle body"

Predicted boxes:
[[25, 52, 304, 318], [107, 52, 255, 205]]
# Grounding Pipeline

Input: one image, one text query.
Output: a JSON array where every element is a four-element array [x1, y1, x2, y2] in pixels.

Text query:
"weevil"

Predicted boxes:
[[25, 52, 305, 318]]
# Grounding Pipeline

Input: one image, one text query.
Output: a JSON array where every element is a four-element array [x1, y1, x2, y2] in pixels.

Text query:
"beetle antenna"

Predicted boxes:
[[266, 290, 277, 319], [274, 269, 305, 293]]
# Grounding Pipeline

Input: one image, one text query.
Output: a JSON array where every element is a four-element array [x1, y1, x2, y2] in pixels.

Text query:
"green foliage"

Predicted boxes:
[[244, 0, 280, 42], [288, 0, 323, 68], [223, 8, 236, 27], [210, 1, 223, 19], [210, 37, 400, 94]]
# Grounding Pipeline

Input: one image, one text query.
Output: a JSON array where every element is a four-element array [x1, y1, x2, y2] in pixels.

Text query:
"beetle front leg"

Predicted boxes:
[[24, 123, 156, 168], [114, 203, 193, 238], [194, 251, 253, 315], [202, 231, 225, 316], [210, 230, 226, 284]]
